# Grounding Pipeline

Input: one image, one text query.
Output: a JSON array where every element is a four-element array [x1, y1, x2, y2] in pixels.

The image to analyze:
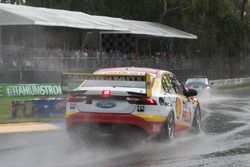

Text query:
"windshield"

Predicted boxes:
[[81, 80, 146, 88]]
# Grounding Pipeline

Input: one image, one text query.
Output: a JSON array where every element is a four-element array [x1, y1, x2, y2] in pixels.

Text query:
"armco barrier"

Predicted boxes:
[[32, 98, 66, 118], [209, 77, 250, 88]]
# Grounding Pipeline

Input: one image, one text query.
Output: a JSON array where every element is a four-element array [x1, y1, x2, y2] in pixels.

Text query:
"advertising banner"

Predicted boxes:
[[32, 98, 66, 118], [0, 83, 63, 97], [11, 98, 66, 118]]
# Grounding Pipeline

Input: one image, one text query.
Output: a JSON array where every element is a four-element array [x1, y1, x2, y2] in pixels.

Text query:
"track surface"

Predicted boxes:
[[0, 88, 250, 167]]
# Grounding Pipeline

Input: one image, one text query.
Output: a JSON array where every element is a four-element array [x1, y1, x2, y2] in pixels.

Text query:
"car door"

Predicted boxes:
[[169, 74, 192, 126], [161, 73, 183, 122], [161, 73, 176, 111]]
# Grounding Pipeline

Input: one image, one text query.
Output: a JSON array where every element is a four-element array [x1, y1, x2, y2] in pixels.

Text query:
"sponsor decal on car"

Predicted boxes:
[[96, 101, 116, 109], [176, 97, 182, 119]]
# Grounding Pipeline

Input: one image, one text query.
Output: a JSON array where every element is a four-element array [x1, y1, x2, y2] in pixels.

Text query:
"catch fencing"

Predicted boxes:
[[0, 53, 249, 82]]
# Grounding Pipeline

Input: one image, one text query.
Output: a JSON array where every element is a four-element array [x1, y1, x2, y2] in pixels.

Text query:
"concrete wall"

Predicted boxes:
[[209, 77, 250, 88]]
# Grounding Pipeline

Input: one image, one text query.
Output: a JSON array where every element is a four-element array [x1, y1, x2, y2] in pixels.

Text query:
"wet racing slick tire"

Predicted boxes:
[[67, 125, 84, 146], [192, 105, 202, 133], [67, 124, 96, 146], [156, 111, 175, 141]]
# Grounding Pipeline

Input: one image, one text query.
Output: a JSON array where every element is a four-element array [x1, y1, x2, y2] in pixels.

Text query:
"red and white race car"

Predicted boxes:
[[64, 67, 201, 142]]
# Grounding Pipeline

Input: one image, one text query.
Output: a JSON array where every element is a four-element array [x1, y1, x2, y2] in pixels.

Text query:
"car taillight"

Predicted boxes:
[[67, 94, 86, 102], [102, 90, 111, 97], [126, 97, 157, 105], [203, 84, 208, 89]]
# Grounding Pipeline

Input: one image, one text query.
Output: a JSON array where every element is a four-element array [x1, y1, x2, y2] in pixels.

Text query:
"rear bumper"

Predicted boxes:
[[65, 112, 164, 136]]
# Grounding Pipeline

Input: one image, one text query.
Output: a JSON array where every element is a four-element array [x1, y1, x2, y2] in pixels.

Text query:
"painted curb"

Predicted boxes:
[[0, 122, 63, 134]]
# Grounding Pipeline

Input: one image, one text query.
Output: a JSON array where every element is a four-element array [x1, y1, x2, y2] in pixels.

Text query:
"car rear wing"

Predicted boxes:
[[62, 72, 152, 97]]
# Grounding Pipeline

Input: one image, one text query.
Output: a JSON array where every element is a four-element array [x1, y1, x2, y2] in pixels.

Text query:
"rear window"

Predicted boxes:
[[187, 78, 207, 83], [186, 82, 205, 86], [81, 80, 146, 88]]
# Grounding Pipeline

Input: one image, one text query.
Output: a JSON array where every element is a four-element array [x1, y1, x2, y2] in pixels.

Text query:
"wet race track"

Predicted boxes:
[[0, 88, 250, 167]]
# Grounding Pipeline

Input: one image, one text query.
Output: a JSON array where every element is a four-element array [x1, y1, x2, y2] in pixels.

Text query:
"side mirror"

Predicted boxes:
[[185, 89, 197, 97]]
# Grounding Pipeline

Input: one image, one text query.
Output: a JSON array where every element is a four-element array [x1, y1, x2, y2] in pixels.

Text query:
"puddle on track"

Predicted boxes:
[[0, 89, 250, 167]]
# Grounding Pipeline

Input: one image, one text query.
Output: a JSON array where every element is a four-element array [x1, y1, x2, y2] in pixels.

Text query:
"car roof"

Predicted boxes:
[[186, 77, 208, 83], [94, 67, 173, 76], [188, 76, 208, 78]]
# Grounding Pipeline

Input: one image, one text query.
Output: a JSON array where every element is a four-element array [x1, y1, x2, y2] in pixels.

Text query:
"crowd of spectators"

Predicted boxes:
[[0, 44, 249, 81], [0, 44, 230, 72], [0, 45, 184, 71]]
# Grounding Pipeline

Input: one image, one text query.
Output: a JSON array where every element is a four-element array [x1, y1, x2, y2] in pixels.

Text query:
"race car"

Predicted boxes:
[[185, 76, 212, 99], [64, 67, 201, 142]]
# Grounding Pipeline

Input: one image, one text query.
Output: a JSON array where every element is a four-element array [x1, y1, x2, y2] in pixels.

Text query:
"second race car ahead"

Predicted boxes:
[[185, 76, 212, 99], [64, 67, 201, 143]]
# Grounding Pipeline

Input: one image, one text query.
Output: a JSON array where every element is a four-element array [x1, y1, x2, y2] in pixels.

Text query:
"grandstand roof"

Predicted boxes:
[[0, 3, 197, 39]]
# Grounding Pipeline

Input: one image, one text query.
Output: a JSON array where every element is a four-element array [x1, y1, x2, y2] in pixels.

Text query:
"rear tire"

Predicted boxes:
[[166, 111, 175, 139], [67, 124, 94, 146], [192, 105, 202, 133], [112, 128, 147, 146], [157, 111, 175, 141], [67, 126, 84, 146]]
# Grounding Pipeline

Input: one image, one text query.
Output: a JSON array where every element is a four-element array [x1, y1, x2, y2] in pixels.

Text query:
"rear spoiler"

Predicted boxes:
[[62, 72, 152, 97]]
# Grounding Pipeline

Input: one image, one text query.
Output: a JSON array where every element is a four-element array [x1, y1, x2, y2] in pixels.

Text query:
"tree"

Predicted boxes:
[[11, 0, 250, 59]]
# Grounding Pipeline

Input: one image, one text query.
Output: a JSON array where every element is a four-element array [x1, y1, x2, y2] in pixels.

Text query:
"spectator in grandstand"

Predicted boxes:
[[81, 48, 88, 58], [24, 59, 32, 71], [12, 60, 17, 69]]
